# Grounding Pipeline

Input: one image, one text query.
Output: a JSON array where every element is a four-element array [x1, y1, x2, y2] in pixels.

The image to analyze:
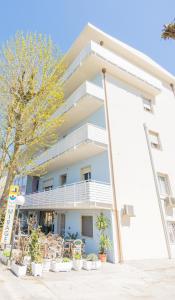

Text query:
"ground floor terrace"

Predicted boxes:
[[1, 259, 175, 300], [20, 208, 115, 262]]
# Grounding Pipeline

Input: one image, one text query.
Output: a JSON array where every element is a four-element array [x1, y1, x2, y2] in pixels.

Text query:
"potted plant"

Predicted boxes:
[[83, 253, 101, 271], [11, 252, 27, 277], [29, 228, 43, 276], [96, 213, 112, 262], [51, 257, 72, 272], [1, 249, 10, 265], [98, 234, 112, 262], [72, 253, 83, 271]]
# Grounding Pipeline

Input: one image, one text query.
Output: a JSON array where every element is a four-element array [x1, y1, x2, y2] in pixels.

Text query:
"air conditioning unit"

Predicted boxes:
[[165, 196, 175, 207], [123, 205, 135, 217]]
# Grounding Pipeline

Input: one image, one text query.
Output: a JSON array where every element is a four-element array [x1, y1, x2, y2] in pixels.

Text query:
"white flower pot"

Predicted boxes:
[[42, 259, 51, 272], [11, 262, 27, 277], [83, 260, 101, 271], [72, 259, 83, 271], [31, 262, 43, 277], [23, 256, 31, 266], [1, 255, 9, 265], [51, 261, 72, 272]]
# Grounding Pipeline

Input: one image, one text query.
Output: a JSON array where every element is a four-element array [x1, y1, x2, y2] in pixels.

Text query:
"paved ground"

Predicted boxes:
[[1, 259, 175, 300]]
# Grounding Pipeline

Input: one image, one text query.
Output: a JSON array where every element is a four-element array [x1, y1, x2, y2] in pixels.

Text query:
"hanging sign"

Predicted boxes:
[[1, 185, 19, 245]]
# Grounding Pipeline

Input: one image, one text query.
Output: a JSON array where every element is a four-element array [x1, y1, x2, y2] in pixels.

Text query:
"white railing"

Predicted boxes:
[[63, 41, 161, 92], [36, 123, 107, 166], [23, 181, 112, 209]]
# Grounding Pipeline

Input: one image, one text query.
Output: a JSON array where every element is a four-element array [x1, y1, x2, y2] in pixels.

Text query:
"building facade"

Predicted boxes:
[[17, 24, 175, 262]]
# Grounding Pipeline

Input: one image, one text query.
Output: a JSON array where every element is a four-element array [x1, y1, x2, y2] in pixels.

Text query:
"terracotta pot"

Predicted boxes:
[[98, 253, 107, 262]]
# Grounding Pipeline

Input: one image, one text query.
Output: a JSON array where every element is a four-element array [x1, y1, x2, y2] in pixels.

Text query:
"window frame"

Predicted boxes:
[[149, 130, 162, 150], [167, 221, 175, 244], [81, 166, 91, 181], [157, 173, 171, 197], [60, 174, 67, 186], [143, 97, 154, 113], [81, 215, 93, 238]]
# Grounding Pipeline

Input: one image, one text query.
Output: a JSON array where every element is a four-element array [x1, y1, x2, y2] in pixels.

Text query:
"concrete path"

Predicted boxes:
[[0, 259, 175, 300]]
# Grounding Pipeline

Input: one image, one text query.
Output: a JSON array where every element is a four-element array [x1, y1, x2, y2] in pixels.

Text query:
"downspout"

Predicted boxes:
[[143, 123, 171, 259], [102, 68, 123, 263]]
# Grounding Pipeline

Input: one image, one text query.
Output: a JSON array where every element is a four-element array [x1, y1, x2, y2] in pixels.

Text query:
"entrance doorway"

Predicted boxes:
[[56, 213, 66, 237], [39, 211, 54, 234]]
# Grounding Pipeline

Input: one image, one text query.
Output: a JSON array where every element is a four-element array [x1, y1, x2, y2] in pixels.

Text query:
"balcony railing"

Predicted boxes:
[[22, 181, 112, 210], [35, 123, 107, 167]]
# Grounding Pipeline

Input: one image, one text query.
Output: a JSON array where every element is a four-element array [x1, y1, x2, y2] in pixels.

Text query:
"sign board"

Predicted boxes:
[[1, 185, 19, 245]]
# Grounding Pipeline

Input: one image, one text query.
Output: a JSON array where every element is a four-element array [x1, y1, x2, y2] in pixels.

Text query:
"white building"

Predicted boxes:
[[17, 23, 175, 263]]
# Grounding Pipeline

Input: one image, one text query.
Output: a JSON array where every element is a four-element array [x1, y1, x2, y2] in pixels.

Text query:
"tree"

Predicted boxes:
[[162, 20, 175, 40], [0, 32, 65, 205]]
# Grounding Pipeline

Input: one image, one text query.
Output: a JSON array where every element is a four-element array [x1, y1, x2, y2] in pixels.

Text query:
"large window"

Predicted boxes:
[[158, 174, 170, 196], [81, 166, 91, 181], [81, 216, 93, 238]]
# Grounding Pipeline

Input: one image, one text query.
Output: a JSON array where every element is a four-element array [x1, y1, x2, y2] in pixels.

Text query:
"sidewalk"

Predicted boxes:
[[0, 259, 175, 300]]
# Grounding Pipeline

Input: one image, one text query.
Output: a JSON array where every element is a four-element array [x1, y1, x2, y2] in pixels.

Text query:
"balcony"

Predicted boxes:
[[22, 181, 113, 210], [53, 81, 104, 135], [33, 123, 107, 172], [63, 41, 162, 97]]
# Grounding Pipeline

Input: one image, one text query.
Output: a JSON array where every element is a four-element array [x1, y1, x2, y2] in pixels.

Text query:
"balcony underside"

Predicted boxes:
[[65, 51, 161, 98], [54, 82, 104, 136], [32, 140, 107, 174]]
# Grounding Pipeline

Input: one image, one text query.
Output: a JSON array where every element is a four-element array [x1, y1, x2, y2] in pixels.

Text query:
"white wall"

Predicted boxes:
[[105, 74, 168, 260]]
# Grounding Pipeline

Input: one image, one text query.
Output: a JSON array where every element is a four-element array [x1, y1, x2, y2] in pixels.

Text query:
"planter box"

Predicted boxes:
[[11, 262, 27, 277], [72, 259, 83, 271], [31, 262, 43, 277], [42, 259, 51, 272], [83, 260, 101, 271], [51, 261, 72, 272]]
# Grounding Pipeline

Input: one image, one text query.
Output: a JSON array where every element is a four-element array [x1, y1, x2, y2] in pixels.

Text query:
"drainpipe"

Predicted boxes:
[[102, 68, 123, 263], [143, 123, 171, 259]]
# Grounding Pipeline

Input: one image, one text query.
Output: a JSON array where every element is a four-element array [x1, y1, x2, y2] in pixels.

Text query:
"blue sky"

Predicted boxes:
[[0, 0, 175, 74]]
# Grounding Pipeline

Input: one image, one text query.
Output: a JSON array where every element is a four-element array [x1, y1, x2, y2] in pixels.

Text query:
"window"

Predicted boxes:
[[149, 131, 161, 149], [43, 178, 53, 191], [81, 166, 91, 181], [60, 174, 67, 186], [158, 174, 170, 196], [143, 98, 153, 112], [81, 216, 93, 238], [168, 222, 175, 244]]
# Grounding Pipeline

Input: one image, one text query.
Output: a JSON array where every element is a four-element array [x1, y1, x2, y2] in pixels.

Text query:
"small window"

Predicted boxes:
[[44, 186, 53, 191], [158, 174, 170, 196], [143, 98, 153, 112], [43, 178, 54, 191], [60, 174, 67, 186], [81, 166, 91, 181], [81, 216, 93, 238], [149, 131, 161, 150], [168, 222, 175, 244]]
